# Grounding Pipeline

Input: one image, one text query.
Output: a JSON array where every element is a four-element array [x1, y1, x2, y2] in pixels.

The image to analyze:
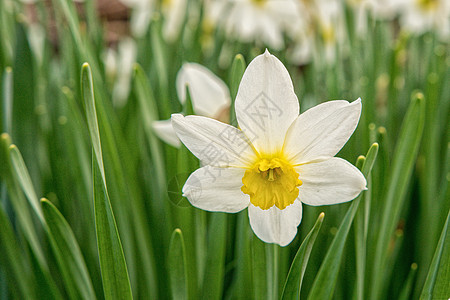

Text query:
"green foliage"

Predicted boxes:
[[168, 229, 188, 300], [281, 212, 324, 299], [41, 199, 96, 300], [0, 2, 448, 299], [82, 63, 132, 300], [308, 143, 378, 300], [420, 210, 450, 299]]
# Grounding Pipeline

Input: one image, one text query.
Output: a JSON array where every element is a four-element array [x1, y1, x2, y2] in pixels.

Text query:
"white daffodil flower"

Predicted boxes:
[[171, 50, 367, 246], [366, 0, 407, 19], [118, 0, 187, 41], [223, 0, 301, 50], [161, 0, 188, 42], [118, 0, 155, 37], [103, 38, 137, 108], [286, 1, 315, 65], [153, 63, 231, 147], [313, 0, 347, 64], [400, 0, 450, 39]]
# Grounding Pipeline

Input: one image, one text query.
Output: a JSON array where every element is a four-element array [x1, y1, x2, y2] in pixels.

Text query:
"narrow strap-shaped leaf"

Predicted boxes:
[[251, 235, 267, 300], [201, 213, 227, 300], [82, 63, 104, 178], [41, 198, 97, 300], [2, 67, 13, 132], [9, 145, 44, 222], [354, 156, 372, 300], [0, 203, 35, 298], [150, 23, 169, 108], [398, 263, 418, 300], [81, 63, 132, 300], [133, 64, 166, 194], [307, 143, 378, 300], [281, 212, 325, 300], [133, 64, 169, 297], [168, 229, 188, 300], [92, 157, 132, 299], [1, 134, 62, 299], [229, 54, 246, 126], [370, 93, 426, 299], [50, 0, 83, 52], [233, 212, 253, 298], [420, 209, 450, 299]]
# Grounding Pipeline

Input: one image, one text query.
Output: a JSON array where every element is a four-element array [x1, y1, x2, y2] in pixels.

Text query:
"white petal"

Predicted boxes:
[[248, 200, 302, 247], [129, 0, 153, 37], [171, 114, 257, 167], [176, 63, 231, 118], [226, 3, 257, 42], [296, 157, 367, 206], [284, 99, 362, 165], [152, 119, 181, 147], [162, 0, 187, 42], [235, 50, 299, 155], [183, 166, 249, 213]]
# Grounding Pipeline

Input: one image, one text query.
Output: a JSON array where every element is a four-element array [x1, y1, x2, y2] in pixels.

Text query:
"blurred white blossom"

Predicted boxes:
[[153, 63, 231, 147], [103, 37, 137, 107], [220, 0, 301, 50], [400, 0, 450, 39], [119, 0, 187, 41]]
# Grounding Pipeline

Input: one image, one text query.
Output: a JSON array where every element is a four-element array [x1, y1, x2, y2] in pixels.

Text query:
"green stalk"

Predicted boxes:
[[369, 93, 426, 300]]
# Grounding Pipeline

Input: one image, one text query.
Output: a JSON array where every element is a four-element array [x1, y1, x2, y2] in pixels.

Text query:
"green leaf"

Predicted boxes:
[[183, 85, 195, 116], [0, 134, 61, 299], [0, 0, 15, 67], [41, 199, 96, 300], [9, 145, 44, 223], [92, 156, 132, 300], [281, 212, 325, 300], [0, 203, 35, 298], [201, 213, 227, 300], [370, 93, 426, 299], [51, 0, 83, 52], [81, 63, 104, 177], [133, 64, 166, 194], [354, 152, 373, 299], [150, 22, 169, 102], [2, 67, 12, 133], [398, 263, 418, 300], [168, 229, 188, 300], [420, 208, 450, 300], [81, 63, 132, 300], [233, 212, 253, 299], [251, 235, 267, 300], [307, 143, 378, 300], [229, 54, 246, 126]]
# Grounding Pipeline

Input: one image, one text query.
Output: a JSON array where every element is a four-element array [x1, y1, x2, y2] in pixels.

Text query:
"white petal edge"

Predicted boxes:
[[235, 50, 299, 155], [176, 63, 231, 118], [248, 200, 302, 247], [171, 114, 257, 167], [182, 166, 249, 213], [152, 119, 181, 148], [283, 98, 362, 165], [296, 157, 367, 206]]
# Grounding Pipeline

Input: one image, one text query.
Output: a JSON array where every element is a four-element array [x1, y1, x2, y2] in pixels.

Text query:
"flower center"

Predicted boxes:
[[251, 0, 267, 7], [417, 0, 438, 11], [241, 157, 302, 210]]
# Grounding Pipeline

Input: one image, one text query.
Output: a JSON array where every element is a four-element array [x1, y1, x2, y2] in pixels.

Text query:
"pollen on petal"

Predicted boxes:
[[241, 157, 302, 210]]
